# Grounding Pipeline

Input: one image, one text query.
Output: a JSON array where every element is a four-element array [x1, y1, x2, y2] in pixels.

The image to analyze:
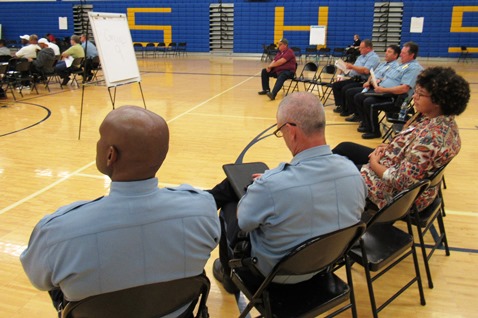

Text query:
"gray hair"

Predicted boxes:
[[277, 92, 325, 135], [71, 35, 81, 44]]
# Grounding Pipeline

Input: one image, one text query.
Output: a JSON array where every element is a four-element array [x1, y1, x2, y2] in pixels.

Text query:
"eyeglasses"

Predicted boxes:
[[273, 122, 297, 138], [413, 90, 431, 100]]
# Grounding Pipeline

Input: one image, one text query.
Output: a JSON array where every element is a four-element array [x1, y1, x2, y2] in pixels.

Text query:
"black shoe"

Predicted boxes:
[[266, 91, 276, 100], [61, 78, 69, 86], [258, 90, 269, 95], [212, 258, 239, 294], [362, 132, 381, 139], [333, 106, 343, 113], [345, 114, 361, 122], [357, 126, 369, 133], [340, 111, 351, 117]]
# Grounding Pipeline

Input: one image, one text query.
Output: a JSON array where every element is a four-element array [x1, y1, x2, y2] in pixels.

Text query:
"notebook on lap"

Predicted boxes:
[[222, 162, 269, 199]]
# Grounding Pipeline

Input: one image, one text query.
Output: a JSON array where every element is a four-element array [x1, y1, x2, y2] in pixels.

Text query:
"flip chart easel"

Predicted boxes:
[[78, 11, 146, 139]]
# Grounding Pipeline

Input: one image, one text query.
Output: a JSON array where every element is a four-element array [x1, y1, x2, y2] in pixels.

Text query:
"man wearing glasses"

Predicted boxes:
[[208, 92, 366, 293], [258, 38, 297, 101]]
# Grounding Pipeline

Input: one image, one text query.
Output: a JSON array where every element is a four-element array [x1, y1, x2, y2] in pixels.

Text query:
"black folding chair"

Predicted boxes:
[[409, 165, 450, 289], [349, 180, 430, 318], [5, 58, 38, 100], [284, 61, 318, 96], [229, 222, 366, 318], [61, 273, 210, 318], [308, 63, 337, 105]]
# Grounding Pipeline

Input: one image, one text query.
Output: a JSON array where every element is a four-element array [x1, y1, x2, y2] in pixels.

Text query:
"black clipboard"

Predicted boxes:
[[363, 92, 394, 98], [222, 162, 269, 199]]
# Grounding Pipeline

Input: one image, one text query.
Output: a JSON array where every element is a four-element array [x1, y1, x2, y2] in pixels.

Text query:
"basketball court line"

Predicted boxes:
[[0, 72, 259, 217]]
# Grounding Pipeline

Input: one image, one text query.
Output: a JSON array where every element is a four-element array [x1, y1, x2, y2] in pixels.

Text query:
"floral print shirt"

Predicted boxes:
[[361, 114, 461, 211]]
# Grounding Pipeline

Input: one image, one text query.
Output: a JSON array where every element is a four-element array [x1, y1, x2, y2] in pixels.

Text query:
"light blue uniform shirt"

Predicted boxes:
[[380, 59, 423, 94], [373, 59, 400, 79], [237, 145, 366, 279], [350, 50, 380, 80], [20, 178, 220, 315], [82, 40, 98, 58]]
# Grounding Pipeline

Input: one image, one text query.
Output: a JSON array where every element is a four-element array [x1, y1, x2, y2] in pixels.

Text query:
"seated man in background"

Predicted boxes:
[[80, 34, 98, 81], [331, 39, 380, 116], [43, 37, 60, 56], [20, 106, 221, 316], [258, 38, 297, 101], [29, 38, 56, 79], [345, 34, 361, 62], [15, 34, 40, 59], [209, 92, 366, 293], [0, 39, 12, 58], [54, 34, 85, 86], [343, 44, 400, 123], [354, 42, 423, 139]]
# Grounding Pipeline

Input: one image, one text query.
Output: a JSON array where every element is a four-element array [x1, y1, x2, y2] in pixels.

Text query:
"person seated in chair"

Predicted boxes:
[[343, 44, 401, 123], [15, 34, 40, 59], [80, 34, 98, 82], [333, 66, 470, 219], [0, 39, 12, 59], [258, 38, 297, 101], [345, 34, 361, 63], [208, 92, 366, 293], [20, 106, 221, 317], [353, 42, 423, 139], [331, 39, 380, 116], [29, 38, 55, 81], [54, 34, 85, 86]]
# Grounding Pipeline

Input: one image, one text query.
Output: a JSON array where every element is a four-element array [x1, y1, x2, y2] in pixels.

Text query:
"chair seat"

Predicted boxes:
[[410, 197, 442, 228], [350, 224, 413, 272], [235, 269, 350, 318]]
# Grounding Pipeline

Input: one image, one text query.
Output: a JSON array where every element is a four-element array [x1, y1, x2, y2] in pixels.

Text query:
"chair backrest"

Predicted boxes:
[[297, 61, 318, 79], [14, 58, 31, 72], [271, 222, 366, 277], [291, 46, 302, 56], [368, 180, 430, 226], [315, 64, 336, 83], [62, 273, 210, 318], [426, 164, 447, 189], [0, 55, 11, 63], [333, 47, 345, 56], [71, 57, 84, 69], [90, 55, 100, 68], [0, 62, 8, 77]]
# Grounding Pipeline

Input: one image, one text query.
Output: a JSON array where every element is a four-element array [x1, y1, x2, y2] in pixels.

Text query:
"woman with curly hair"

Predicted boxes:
[[333, 66, 470, 214]]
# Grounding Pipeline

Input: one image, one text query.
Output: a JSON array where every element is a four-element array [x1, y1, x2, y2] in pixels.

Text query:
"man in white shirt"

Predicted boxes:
[[15, 34, 40, 59]]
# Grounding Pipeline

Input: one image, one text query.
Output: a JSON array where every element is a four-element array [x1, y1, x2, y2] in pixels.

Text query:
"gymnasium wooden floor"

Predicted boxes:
[[0, 53, 477, 317]]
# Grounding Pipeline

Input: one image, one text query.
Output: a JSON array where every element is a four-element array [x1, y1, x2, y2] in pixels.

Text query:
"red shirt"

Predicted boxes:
[[273, 47, 297, 74]]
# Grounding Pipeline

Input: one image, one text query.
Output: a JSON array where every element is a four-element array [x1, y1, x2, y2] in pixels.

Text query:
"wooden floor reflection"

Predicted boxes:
[[0, 54, 477, 317]]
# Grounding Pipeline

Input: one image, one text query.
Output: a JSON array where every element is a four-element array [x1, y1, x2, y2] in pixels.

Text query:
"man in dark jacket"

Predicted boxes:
[[29, 38, 56, 78]]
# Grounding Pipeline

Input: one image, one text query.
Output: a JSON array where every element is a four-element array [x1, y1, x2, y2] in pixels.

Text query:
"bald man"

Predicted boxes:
[[21, 106, 220, 316], [209, 92, 366, 293]]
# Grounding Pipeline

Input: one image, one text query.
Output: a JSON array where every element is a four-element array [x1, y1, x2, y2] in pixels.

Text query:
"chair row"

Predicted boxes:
[[283, 61, 338, 106], [55, 165, 449, 317], [261, 43, 348, 64], [229, 166, 450, 318], [0, 56, 102, 101], [133, 42, 187, 58]]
